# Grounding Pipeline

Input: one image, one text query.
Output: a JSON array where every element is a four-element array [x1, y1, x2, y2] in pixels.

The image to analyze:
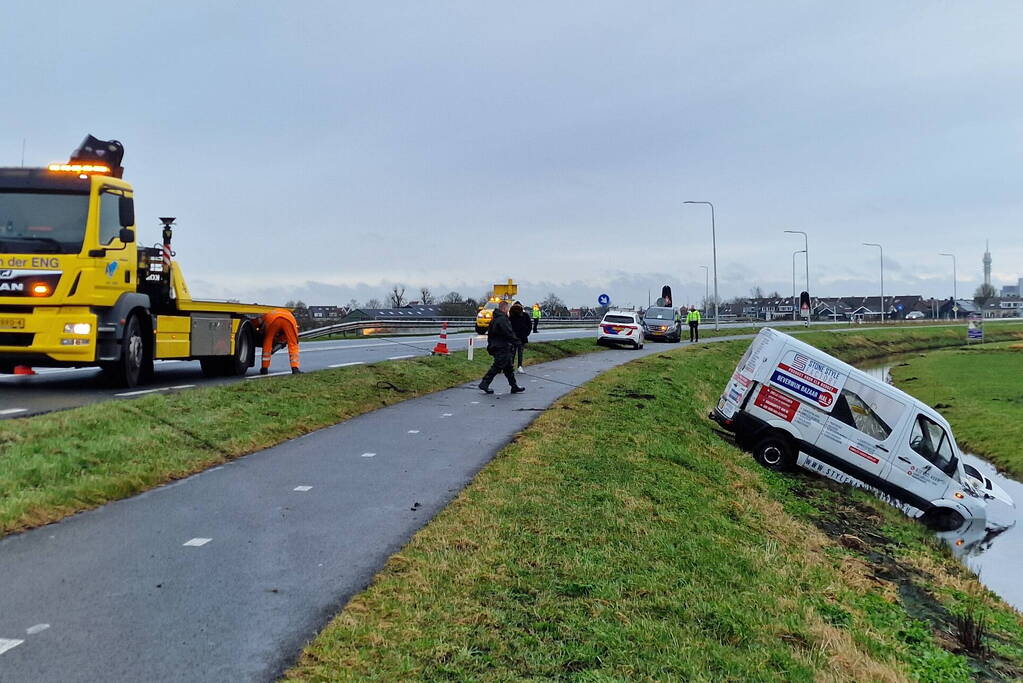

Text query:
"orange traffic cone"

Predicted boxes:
[[13, 365, 36, 376], [432, 322, 450, 355]]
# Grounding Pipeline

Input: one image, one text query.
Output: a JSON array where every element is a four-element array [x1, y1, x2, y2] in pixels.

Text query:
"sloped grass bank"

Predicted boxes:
[[889, 342, 1023, 478], [0, 338, 599, 537], [287, 329, 1023, 681]]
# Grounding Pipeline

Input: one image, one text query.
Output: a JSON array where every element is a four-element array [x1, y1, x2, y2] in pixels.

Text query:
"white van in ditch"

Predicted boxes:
[[710, 328, 1012, 529]]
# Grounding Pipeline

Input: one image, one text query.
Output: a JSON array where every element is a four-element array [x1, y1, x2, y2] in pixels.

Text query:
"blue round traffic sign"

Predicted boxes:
[[598, 293, 610, 306]]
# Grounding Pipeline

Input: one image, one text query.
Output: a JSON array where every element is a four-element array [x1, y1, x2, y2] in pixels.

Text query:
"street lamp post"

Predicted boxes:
[[684, 201, 719, 330], [940, 253, 957, 319], [784, 230, 809, 321], [863, 243, 884, 324], [791, 250, 805, 321], [698, 265, 709, 308]]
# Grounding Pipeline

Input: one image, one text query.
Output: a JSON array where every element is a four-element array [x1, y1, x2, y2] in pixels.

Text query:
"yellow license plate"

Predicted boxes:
[[0, 317, 25, 330]]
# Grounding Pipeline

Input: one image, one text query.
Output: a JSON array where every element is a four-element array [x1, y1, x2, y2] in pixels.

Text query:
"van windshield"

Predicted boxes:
[[0, 191, 89, 254], [644, 307, 674, 320]]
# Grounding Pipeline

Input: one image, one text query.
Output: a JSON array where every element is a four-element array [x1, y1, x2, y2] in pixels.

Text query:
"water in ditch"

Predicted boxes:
[[860, 361, 1022, 611]]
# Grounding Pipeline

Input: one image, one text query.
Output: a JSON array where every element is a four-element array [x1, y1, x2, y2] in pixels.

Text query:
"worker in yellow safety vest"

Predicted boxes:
[[686, 307, 702, 343], [531, 303, 542, 333]]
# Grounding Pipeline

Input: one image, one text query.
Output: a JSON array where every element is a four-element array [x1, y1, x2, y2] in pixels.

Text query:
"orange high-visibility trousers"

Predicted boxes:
[[261, 310, 300, 370]]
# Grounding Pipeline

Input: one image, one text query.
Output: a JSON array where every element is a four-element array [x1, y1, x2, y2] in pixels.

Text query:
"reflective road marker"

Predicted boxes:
[[293, 486, 313, 492], [360, 452, 376, 458], [407, 430, 420, 434], [25, 624, 49, 635]]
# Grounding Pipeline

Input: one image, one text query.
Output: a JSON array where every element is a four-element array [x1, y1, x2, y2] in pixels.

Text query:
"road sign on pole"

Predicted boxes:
[[598, 293, 610, 307]]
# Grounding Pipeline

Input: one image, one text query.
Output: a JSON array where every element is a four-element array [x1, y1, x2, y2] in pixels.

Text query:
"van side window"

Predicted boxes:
[[830, 377, 904, 441], [909, 415, 957, 475]]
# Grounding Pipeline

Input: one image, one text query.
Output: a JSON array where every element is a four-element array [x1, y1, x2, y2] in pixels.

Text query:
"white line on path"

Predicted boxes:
[[407, 430, 420, 434], [328, 361, 364, 368], [247, 372, 290, 379], [170, 384, 196, 390], [0, 639, 24, 655], [441, 413, 453, 417], [182, 538, 212, 547], [293, 486, 313, 492], [0, 408, 27, 415], [360, 452, 376, 458], [388, 354, 416, 360], [25, 624, 49, 635], [470, 401, 479, 405], [115, 388, 164, 397]]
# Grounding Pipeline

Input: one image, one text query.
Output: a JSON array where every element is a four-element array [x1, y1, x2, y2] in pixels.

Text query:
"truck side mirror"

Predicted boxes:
[[119, 227, 135, 243], [119, 196, 135, 227]]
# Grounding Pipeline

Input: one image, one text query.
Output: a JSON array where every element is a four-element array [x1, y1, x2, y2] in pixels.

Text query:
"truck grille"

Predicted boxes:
[[0, 332, 33, 347]]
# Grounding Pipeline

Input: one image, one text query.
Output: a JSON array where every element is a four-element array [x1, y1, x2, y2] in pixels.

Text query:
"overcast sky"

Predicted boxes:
[[4, 2, 1022, 307]]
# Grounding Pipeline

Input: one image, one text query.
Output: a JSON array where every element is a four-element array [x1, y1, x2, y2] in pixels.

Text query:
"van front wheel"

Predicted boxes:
[[753, 436, 795, 471]]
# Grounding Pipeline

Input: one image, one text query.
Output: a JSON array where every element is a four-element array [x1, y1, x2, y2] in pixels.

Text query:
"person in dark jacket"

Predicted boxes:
[[479, 301, 525, 394], [509, 301, 531, 372]]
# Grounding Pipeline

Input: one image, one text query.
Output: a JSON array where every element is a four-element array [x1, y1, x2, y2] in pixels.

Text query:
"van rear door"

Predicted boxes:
[[815, 375, 907, 483], [885, 414, 958, 506]]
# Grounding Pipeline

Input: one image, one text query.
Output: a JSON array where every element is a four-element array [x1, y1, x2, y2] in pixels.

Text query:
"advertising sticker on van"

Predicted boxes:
[[753, 385, 799, 421], [769, 350, 848, 412]]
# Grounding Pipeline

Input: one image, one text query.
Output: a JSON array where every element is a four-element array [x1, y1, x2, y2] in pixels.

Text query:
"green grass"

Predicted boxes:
[[889, 341, 1023, 478], [0, 338, 601, 537], [285, 334, 1023, 682]]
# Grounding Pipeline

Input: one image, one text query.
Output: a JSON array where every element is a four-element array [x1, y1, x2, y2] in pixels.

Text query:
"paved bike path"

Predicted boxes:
[[0, 338, 749, 682]]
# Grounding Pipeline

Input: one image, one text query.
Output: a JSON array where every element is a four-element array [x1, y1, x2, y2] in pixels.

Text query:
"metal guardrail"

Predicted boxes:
[[298, 318, 597, 341]]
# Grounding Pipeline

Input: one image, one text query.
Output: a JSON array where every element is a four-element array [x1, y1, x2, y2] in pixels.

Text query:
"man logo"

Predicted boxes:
[[0, 270, 12, 280]]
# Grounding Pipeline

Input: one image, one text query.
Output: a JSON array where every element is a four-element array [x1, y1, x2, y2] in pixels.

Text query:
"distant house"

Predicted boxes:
[[938, 298, 980, 319], [307, 305, 346, 320], [343, 306, 445, 322]]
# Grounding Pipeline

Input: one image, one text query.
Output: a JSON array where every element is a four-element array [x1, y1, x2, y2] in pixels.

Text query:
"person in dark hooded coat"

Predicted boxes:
[[478, 301, 525, 394], [509, 301, 531, 372]]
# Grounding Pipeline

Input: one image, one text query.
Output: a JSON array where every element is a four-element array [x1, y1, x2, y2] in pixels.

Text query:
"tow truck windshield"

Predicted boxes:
[[0, 191, 89, 254]]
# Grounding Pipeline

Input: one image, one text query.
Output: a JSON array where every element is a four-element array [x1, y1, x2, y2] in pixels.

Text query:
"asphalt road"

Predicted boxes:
[[0, 334, 752, 682], [0, 327, 599, 420]]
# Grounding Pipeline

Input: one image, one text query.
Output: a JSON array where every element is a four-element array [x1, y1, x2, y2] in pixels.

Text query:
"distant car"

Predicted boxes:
[[642, 306, 681, 342], [597, 311, 644, 349], [905, 311, 925, 320]]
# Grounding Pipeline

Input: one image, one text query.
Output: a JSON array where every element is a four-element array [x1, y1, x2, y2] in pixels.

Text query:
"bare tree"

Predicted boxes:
[[419, 287, 435, 305], [345, 298, 360, 311], [365, 298, 383, 309], [541, 292, 568, 316], [749, 286, 764, 300], [389, 285, 407, 308], [974, 283, 997, 307], [442, 291, 463, 304]]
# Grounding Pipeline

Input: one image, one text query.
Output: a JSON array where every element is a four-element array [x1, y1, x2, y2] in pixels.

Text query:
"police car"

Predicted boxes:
[[597, 311, 644, 349]]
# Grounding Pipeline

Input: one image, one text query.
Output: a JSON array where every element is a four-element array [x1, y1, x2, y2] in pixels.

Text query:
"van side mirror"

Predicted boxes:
[[119, 227, 135, 243], [119, 196, 135, 227]]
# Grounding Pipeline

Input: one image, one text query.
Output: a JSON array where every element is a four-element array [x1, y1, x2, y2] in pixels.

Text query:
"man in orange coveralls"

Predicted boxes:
[[255, 308, 301, 375]]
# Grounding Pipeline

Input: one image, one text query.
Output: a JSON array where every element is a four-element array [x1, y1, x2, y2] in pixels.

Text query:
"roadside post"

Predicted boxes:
[[467, 335, 474, 361], [967, 315, 983, 343], [598, 293, 610, 317], [799, 291, 810, 327]]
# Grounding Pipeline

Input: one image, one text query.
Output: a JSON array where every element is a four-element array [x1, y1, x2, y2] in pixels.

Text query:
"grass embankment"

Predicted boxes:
[[287, 326, 1023, 682], [0, 338, 600, 538], [890, 342, 1023, 478]]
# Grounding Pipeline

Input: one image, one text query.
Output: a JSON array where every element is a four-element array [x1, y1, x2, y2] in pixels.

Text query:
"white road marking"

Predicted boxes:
[[470, 401, 480, 405], [0, 408, 27, 415], [407, 429, 420, 434], [360, 452, 376, 458], [328, 361, 364, 368], [182, 537, 212, 547], [388, 354, 416, 360], [0, 638, 24, 655], [246, 372, 290, 379], [170, 384, 196, 390], [293, 485, 313, 492], [115, 388, 164, 397], [441, 413, 453, 417], [25, 624, 49, 635]]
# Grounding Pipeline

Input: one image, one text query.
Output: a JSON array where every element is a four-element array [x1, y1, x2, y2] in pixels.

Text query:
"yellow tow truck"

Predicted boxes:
[[0, 135, 282, 387], [474, 278, 518, 334]]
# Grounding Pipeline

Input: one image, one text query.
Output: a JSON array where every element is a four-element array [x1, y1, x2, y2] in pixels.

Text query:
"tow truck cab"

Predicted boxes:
[[0, 163, 138, 369], [711, 328, 1012, 529]]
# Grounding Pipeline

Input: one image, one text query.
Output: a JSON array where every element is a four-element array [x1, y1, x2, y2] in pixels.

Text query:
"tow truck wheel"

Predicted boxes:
[[753, 435, 795, 471], [225, 322, 255, 376], [475, 326, 487, 335], [104, 314, 147, 388]]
